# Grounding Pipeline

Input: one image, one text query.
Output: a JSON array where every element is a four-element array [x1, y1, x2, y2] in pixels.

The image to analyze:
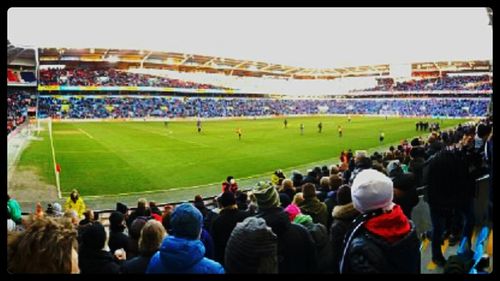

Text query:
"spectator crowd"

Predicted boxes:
[[7, 115, 493, 274], [36, 96, 489, 119]]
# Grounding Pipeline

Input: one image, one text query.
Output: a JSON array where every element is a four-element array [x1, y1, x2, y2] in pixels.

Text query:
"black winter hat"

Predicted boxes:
[[81, 222, 106, 250], [116, 202, 128, 215]]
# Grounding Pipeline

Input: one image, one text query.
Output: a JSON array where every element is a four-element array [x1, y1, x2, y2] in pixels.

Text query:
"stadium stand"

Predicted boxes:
[[8, 116, 493, 274], [38, 67, 232, 90]]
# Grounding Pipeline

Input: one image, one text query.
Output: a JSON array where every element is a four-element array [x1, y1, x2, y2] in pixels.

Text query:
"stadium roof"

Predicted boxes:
[[8, 8, 492, 69]]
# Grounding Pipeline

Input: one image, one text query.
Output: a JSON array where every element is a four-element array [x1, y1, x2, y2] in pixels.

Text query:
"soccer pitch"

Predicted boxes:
[[15, 116, 467, 198]]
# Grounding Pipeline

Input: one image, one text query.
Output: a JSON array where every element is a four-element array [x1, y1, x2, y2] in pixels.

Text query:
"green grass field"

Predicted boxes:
[[16, 116, 467, 197]]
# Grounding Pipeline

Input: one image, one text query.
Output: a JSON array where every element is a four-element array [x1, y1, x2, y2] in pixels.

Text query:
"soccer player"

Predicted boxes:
[[236, 128, 242, 140], [338, 125, 343, 137], [284, 119, 288, 129], [318, 122, 322, 133], [300, 123, 304, 135], [348, 115, 351, 123], [379, 131, 385, 143], [164, 120, 168, 128], [197, 118, 202, 133]]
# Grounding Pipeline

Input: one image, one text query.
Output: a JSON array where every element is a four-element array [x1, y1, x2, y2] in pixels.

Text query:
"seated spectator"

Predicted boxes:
[[235, 191, 249, 211], [64, 189, 86, 220], [293, 214, 332, 273], [386, 160, 418, 219], [318, 176, 330, 201], [79, 221, 123, 274], [193, 195, 218, 232], [340, 169, 420, 273], [7, 217, 79, 273], [284, 203, 301, 222], [79, 209, 95, 226], [211, 192, 249, 266], [121, 220, 166, 274], [127, 198, 149, 229], [108, 211, 131, 256], [63, 210, 80, 226], [278, 179, 296, 206], [222, 176, 238, 193], [127, 217, 148, 259], [149, 201, 163, 222], [299, 183, 328, 227], [324, 174, 343, 228], [146, 203, 224, 274], [253, 181, 317, 273], [224, 217, 278, 273], [330, 184, 360, 273]]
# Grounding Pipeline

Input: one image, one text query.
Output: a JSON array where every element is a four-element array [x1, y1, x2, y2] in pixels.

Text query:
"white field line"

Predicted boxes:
[[127, 125, 210, 148], [49, 120, 62, 199], [78, 128, 95, 139]]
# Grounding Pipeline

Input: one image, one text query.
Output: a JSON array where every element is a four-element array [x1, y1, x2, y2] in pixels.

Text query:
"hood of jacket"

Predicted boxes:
[[158, 236, 205, 271], [332, 203, 360, 220], [299, 198, 326, 215]]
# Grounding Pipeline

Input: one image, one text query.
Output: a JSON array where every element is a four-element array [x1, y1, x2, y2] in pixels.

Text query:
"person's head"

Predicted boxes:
[[169, 203, 203, 240], [386, 160, 403, 178], [138, 220, 166, 256], [218, 192, 237, 209], [291, 171, 303, 187], [355, 154, 372, 169], [226, 176, 235, 184], [330, 165, 339, 176], [70, 189, 79, 203], [319, 176, 330, 190], [83, 209, 94, 222], [7, 217, 79, 273], [477, 123, 492, 140], [280, 179, 294, 192], [292, 192, 304, 206], [63, 210, 79, 226], [225, 217, 278, 273], [329, 174, 343, 191], [284, 204, 301, 222], [109, 211, 126, 232], [116, 202, 129, 215], [351, 169, 394, 213], [336, 184, 352, 205], [130, 217, 148, 240], [80, 221, 107, 251], [302, 183, 317, 200], [137, 198, 147, 209], [252, 181, 280, 210]]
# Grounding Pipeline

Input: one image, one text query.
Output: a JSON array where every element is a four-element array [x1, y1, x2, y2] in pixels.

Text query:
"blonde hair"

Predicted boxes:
[[292, 192, 304, 206], [139, 220, 166, 256]]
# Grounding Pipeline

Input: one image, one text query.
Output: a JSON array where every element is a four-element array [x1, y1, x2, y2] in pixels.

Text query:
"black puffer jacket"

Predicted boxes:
[[78, 248, 121, 274], [256, 207, 317, 273], [330, 203, 360, 273], [340, 220, 420, 273]]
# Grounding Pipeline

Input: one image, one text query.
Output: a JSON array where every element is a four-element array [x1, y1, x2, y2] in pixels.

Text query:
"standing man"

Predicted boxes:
[[348, 115, 351, 123], [300, 123, 304, 135], [338, 125, 343, 138], [284, 119, 288, 129], [379, 131, 385, 143], [197, 118, 202, 134], [318, 122, 323, 133], [236, 128, 242, 140]]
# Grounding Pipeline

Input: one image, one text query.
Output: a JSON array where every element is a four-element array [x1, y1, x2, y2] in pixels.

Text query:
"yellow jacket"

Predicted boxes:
[[64, 197, 86, 219]]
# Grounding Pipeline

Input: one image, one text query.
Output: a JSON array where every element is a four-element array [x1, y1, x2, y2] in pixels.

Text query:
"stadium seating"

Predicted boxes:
[[38, 67, 231, 90], [36, 96, 489, 119]]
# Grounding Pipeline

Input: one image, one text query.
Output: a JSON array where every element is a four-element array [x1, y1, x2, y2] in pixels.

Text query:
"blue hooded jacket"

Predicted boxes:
[[146, 235, 224, 274]]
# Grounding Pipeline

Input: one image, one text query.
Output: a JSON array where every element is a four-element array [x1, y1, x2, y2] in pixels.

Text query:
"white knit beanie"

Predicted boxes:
[[351, 169, 394, 213]]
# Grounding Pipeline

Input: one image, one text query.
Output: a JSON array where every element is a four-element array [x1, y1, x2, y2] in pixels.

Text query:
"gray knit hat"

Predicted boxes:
[[224, 217, 278, 273], [252, 181, 280, 210]]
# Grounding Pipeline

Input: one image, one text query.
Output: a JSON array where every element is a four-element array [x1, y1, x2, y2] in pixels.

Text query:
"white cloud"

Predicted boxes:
[[8, 7, 492, 68]]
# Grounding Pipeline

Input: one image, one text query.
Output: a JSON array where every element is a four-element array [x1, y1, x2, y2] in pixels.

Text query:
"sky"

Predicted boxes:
[[8, 8, 492, 69]]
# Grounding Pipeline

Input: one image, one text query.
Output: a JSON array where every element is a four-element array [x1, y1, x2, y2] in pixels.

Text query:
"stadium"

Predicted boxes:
[[7, 8, 493, 274]]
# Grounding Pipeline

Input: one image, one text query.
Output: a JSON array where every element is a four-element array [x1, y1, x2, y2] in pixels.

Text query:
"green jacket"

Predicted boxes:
[[8, 198, 22, 224]]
